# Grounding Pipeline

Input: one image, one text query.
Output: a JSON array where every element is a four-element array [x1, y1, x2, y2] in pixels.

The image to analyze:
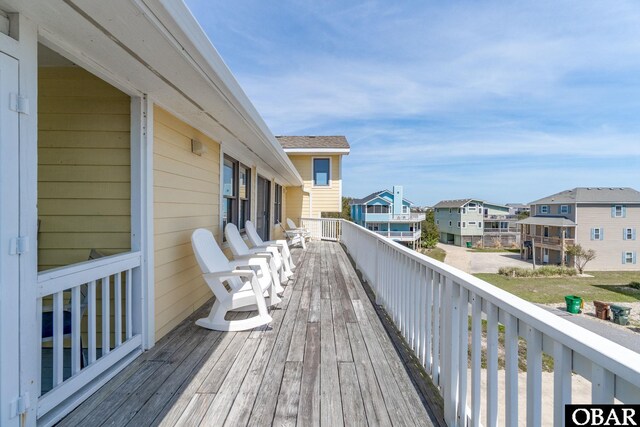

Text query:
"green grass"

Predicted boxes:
[[419, 247, 446, 262], [475, 271, 640, 304], [468, 248, 520, 253]]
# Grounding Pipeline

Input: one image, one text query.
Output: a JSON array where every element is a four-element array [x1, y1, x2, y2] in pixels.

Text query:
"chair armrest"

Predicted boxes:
[[204, 269, 256, 280], [234, 252, 272, 261]]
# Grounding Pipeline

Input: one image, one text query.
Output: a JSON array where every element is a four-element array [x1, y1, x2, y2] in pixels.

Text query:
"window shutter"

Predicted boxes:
[[601, 228, 604, 240], [634, 252, 637, 265], [622, 252, 626, 264], [634, 228, 637, 241], [591, 228, 595, 240], [568, 205, 572, 213], [624, 228, 628, 241], [623, 206, 627, 218], [611, 206, 616, 218]]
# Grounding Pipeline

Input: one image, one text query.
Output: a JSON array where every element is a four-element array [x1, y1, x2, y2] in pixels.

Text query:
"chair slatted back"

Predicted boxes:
[[245, 221, 264, 248], [225, 223, 251, 257]]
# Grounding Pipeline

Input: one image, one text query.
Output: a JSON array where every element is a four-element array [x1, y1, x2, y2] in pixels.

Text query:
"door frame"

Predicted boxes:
[[256, 175, 271, 241], [0, 47, 22, 427]]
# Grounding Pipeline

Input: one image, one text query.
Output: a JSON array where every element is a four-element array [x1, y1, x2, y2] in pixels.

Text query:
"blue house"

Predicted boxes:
[[350, 186, 425, 248]]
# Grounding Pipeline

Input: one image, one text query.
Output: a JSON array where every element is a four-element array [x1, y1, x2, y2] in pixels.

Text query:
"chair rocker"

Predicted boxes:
[[225, 224, 286, 294], [245, 220, 295, 274], [191, 228, 276, 332]]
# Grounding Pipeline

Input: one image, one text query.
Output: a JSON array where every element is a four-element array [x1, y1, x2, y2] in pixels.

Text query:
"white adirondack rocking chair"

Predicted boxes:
[[191, 228, 276, 331], [285, 218, 310, 250], [224, 223, 286, 294], [245, 220, 295, 273]]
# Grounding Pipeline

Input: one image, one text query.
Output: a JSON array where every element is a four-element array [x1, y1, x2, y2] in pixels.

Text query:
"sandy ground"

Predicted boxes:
[[438, 243, 533, 274], [466, 369, 604, 426]]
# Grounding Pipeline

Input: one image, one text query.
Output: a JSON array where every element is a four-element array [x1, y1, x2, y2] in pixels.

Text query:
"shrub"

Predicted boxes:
[[629, 281, 640, 290], [498, 266, 577, 278]]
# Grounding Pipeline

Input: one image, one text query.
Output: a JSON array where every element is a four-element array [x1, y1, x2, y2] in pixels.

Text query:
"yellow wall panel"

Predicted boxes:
[[37, 67, 131, 271], [153, 106, 221, 339], [286, 154, 342, 219]]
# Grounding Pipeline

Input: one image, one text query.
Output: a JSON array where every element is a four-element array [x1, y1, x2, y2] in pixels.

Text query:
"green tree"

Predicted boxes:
[[566, 244, 596, 274], [421, 209, 439, 249], [517, 210, 530, 220], [322, 197, 353, 221]]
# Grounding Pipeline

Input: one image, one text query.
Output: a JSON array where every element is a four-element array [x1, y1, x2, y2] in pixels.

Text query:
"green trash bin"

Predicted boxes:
[[466, 241, 472, 248], [610, 305, 631, 325], [564, 295, 582, 314]]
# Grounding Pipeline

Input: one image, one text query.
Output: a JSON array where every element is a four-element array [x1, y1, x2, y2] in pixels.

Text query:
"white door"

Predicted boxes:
[[0, 52, 22, 427], [543, 248, 549, 264]]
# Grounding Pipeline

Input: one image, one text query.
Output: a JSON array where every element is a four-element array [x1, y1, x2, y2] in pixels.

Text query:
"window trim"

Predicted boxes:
[[539, 205, 549, 214], [593, 227, 602, 240], [560, 204, 569, 214], [614, 205, 624, 218], [624, 251, 634, 264], [312, 157, 331, 187], [238, 162, 251, 231]]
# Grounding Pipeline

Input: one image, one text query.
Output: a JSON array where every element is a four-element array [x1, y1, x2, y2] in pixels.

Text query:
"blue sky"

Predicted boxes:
[[185, 0, 640, 206]]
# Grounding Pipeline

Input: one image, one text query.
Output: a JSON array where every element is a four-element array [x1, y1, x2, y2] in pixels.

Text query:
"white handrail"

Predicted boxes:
[[338, 219, 640, 426]]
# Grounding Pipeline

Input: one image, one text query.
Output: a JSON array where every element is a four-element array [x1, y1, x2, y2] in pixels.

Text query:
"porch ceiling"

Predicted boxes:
[[1, 0, 303, 186]]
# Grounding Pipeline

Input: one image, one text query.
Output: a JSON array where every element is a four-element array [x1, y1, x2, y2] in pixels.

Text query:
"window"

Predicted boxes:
[[366, 205, 390, 214], [449, 208, 452, 213], [313, 158, 330, 186], [623, 251, 636, 264], [436, 220, 439, 225], [223, 156, 238, 229], [457, 221, 461, 227], [468, 203, 477, 211], [274, 184, 283, 224], [540, 205, 549, 214], [461, 207, 466, 214], [462, 222, 466, 228], [624, 228, 636, 241], [238, 164, 251, 230], [469, 221, 476, 226], [478, 222, 483, 228], [560, 205, 569, 214], [449, 221, 452, 227], [223, 155, 251, 230], [613, 205, 625, 218], [402, 206, 409, 213], [592, 227, 603, 240]]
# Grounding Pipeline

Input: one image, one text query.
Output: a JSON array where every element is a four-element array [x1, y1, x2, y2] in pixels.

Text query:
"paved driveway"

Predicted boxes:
[[438, 243, 533, 274]]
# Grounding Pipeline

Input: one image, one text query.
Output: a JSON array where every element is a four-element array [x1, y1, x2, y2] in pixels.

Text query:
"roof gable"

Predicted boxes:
[[530, 187, 640, 205]]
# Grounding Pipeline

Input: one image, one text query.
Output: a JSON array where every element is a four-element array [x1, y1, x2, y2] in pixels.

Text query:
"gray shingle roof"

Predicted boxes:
[[516, 216, 577, 226], [529, 187, 640, 205], [433, 199, 478, 208], [350, 189, 415, 206], [276, 135, 350, 150]]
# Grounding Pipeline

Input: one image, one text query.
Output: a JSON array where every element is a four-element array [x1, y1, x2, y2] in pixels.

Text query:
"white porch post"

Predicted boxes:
[[15, 13, 40, 427], [130, 96, 155, 349]]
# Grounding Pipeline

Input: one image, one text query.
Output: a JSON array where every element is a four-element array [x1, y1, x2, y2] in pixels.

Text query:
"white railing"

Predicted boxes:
[[339, 220, 640, 426], [37, 251, 143, 424], [374, 230, 421, 240], [300, 217, 341, 241], [364, 212, 426, 222]]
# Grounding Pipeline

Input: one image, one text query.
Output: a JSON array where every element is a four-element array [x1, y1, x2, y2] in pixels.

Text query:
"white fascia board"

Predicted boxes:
[[148, 0, 303, 186], [283, 148, 351, 155]]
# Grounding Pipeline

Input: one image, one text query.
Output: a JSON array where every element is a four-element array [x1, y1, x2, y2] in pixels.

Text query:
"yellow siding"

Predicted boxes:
[[287, 154, 341, 219], [38, 67, 131, 271], [153, 107, 221, 339]]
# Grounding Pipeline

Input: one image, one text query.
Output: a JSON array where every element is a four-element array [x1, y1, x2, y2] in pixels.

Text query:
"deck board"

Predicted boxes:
[[60, 241, 440, 426]]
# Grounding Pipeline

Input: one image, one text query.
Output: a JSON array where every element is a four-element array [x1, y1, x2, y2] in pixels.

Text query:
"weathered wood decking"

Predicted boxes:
[[59, 241, 440, 426]]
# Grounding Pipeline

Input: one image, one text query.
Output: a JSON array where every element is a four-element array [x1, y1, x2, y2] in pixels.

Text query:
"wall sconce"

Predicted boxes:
[[191, 139, 207, 156]]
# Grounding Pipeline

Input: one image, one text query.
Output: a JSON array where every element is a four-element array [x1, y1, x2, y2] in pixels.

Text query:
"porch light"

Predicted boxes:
[[191, 139, 207, 156]]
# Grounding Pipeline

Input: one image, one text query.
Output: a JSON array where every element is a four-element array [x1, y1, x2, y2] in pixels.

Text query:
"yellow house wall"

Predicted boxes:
[[286, 154, 341, 220], [153, 106, 221, 339], [37, 66, 131, 271]]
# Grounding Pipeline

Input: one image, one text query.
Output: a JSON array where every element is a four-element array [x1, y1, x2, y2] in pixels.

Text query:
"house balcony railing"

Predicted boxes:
[[373, 229, 421, 241], [363, 212, 426, 222], [484, 227, 518, 233], [526, 234, 575, 248], [298, 218, 640, 426]]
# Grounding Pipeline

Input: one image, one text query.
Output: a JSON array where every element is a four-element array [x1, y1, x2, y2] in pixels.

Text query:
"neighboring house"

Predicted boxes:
[[506, 203, 530, 216], [434, 199, 519, 247], [350, 186, 425, 248], [518, 187, 640, 270], [0, 4, 344, 425], [277, 136, 350, 220]]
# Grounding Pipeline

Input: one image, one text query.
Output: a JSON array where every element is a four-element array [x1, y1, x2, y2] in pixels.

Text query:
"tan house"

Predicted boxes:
[[518, 187, 639, 270], [276, 136, 350, 220]]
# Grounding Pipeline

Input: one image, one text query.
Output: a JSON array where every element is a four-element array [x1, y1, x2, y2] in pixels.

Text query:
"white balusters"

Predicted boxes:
[[504, 313, 519, 427], [553, 341, 571, 427], [88, 280, 97, 364], [458, 287, 469, 426], [471, 294, 482, 427], [53, 291, 64, 386], [486, 302, 499, 427], [526, 326, 542, 427], [71, 286, 82, 375], [114, 272, 122, 347], [101, 277, 110, 356], [126, 268, 133, 340]]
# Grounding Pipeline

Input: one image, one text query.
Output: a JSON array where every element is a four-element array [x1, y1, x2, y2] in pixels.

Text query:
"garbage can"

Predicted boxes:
[[564, 295, 582, 314], [610, 305, 631, 325], [593, 301, 610, 320], [466, 241, 472, 248]]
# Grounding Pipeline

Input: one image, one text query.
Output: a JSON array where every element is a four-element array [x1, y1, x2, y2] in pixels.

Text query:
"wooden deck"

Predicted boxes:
[[59, 241, 440, 426]]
